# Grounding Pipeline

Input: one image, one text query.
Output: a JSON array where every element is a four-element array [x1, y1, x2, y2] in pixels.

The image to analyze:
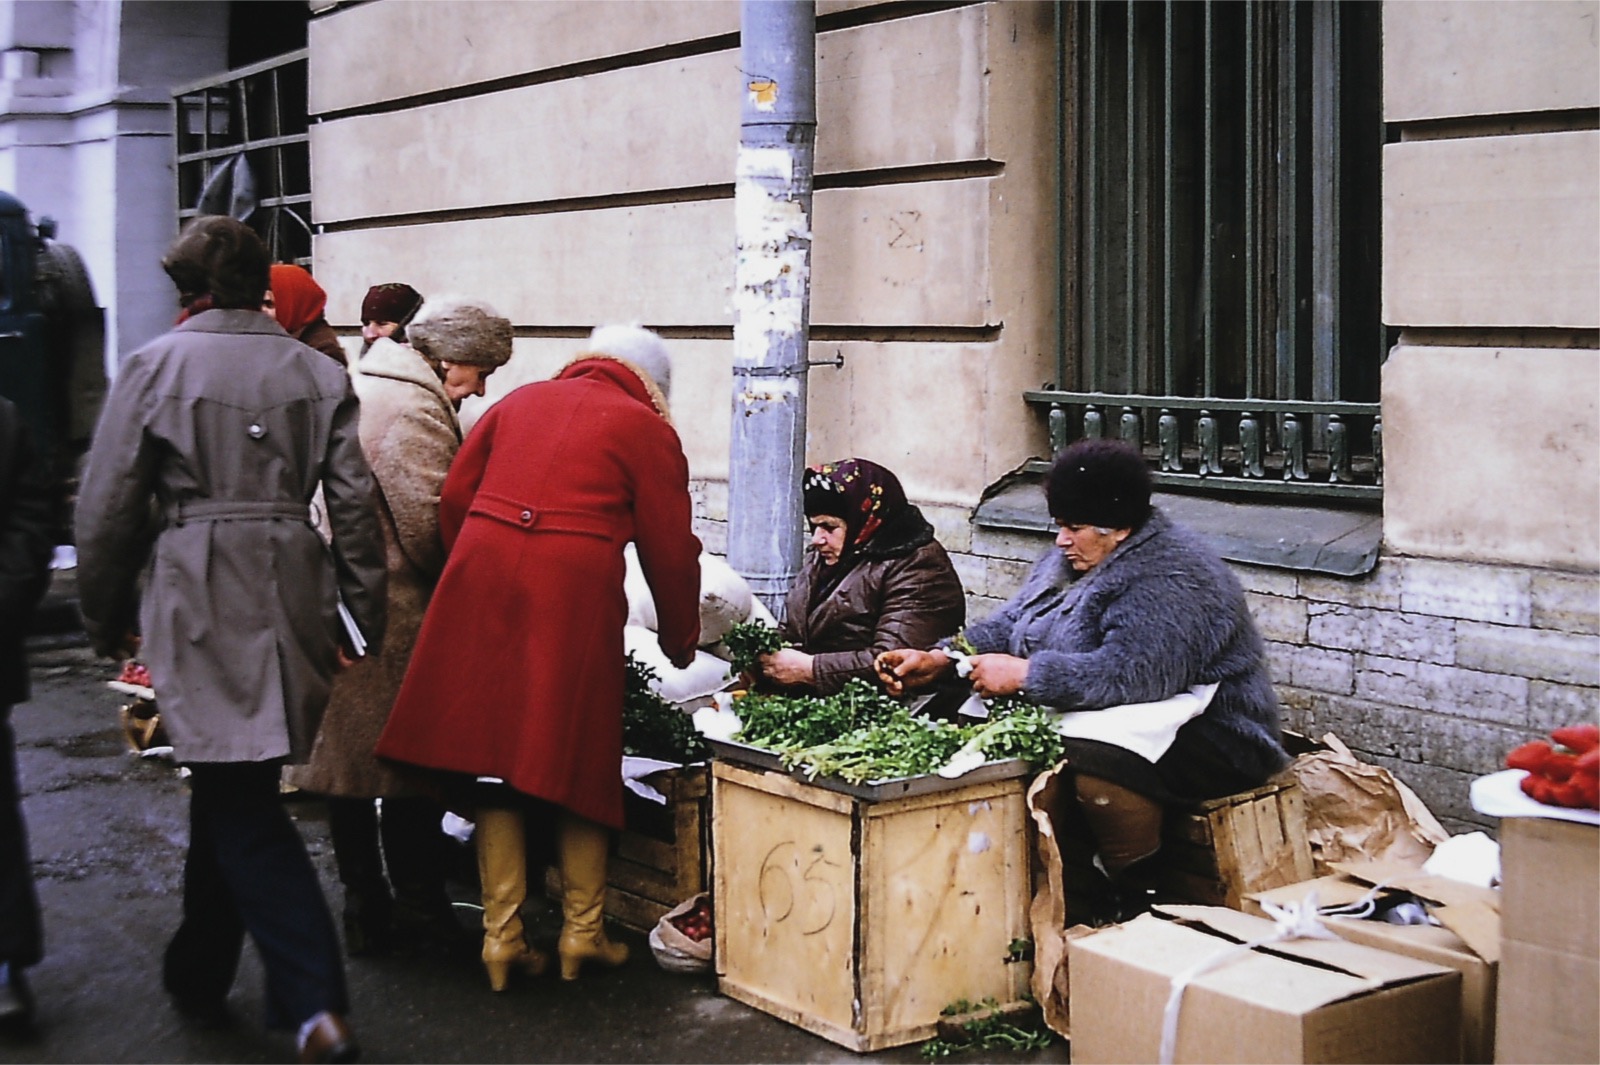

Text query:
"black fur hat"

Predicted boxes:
[[1046, 438, 1152, 530]]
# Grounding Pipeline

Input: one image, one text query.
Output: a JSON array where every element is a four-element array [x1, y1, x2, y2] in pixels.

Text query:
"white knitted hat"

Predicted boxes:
[[588, 324, 671, 399]]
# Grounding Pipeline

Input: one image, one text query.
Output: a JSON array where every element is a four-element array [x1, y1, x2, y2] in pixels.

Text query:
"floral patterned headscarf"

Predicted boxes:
[[802, 458, 909, 553]]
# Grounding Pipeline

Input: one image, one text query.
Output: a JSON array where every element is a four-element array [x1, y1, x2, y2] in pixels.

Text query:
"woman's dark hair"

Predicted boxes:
[[1046, 438, 1153, 530], [160, 216, 270, 310]]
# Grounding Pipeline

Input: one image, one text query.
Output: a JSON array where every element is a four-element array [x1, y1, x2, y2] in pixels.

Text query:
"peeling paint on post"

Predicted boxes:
[[728, 0, 815, 619]]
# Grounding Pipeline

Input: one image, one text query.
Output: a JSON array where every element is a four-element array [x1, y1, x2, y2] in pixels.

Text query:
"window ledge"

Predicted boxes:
[[973, 475, 1381, 577]]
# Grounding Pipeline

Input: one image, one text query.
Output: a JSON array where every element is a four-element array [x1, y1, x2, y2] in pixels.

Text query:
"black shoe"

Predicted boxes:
[[0, 963, 36, 1037], [298, 1011, 360, 1064]]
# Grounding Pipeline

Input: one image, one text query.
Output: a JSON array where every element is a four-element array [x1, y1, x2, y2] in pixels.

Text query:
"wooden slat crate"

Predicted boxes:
[[546, 764, 710, 932], [711, 760, 1033, 1052], [1157, 771, 1314, 910]]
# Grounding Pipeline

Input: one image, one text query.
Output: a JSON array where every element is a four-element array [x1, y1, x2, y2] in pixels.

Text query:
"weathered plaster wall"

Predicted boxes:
[[309, 0, 1055, 508]]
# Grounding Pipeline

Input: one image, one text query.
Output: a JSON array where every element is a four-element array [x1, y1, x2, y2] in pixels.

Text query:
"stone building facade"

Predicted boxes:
[[4, 0, 1589, 834]]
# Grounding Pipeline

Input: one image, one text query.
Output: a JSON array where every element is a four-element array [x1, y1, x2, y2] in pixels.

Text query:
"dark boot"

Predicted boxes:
[[327, 799, 392, 957], [381, 797, 467, 957]]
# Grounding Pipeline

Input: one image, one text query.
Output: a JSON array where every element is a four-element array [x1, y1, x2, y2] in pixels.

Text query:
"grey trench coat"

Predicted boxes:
[[76, 309, 387, 764], [287, 337, 459, 797]]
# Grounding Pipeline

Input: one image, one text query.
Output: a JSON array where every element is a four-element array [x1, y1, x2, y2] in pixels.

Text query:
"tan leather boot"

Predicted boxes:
[[555, 812, 628, 980], [476, 807, 549, 991]]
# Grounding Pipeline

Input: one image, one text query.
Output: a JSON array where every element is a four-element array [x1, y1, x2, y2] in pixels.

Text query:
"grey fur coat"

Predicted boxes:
[[965, 507, 1287, 791]]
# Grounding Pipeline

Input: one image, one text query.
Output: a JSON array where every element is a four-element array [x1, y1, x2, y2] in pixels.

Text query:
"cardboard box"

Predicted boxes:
[[710, 759, 1033, 1052], [1498, 816, 1597, 957], [1495, 817, 1599, 1064], [1244, 862, 1500, 1063], [1069, 905, 1462, 1063], [1495, 939, 1599, 1065]]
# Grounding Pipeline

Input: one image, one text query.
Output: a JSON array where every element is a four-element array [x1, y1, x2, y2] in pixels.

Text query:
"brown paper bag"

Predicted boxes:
[[1291, 733, 1449, 870]]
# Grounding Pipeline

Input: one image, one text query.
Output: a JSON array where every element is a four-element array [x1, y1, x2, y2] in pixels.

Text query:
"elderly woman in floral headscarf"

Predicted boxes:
[[756, 458, 965, 695]]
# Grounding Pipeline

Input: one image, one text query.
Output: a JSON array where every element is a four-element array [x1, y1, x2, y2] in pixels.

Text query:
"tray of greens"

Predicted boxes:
[[709, 679, 1064, 801]]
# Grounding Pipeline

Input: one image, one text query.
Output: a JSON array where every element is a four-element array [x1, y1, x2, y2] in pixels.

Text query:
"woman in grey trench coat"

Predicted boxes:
[[75, 217, 386, 1065]]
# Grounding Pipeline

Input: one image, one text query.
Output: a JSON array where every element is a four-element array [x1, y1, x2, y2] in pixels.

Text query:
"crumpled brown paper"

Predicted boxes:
[[1290, 732, 1449, 870]]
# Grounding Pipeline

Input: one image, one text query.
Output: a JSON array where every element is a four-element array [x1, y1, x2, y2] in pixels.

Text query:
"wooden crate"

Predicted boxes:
[[545, 765, 710, 932], [1157, 771, 1314, 909], [711, 760, 1033, 1052]]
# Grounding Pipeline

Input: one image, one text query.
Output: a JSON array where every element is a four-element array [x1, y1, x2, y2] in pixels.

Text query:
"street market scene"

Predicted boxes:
[[0, 1, 1596, 1064]]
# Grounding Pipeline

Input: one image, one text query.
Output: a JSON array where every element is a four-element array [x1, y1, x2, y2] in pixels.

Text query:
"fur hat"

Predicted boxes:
[[408, 295, 512, 367], [1046, 438, 1152, 530], [587, 324, 671, 399], [361, 282, 423, 327]]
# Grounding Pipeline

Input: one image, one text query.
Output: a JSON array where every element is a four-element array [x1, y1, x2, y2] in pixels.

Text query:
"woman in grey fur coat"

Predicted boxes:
[[878, 438, 1287, 924]]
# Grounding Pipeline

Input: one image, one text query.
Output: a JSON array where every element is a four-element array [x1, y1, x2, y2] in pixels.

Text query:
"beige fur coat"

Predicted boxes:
[[288, 338, 459, 796]]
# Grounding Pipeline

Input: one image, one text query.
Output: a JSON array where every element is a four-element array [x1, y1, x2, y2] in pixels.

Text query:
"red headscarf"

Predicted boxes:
[[268, 264, 328, 336]]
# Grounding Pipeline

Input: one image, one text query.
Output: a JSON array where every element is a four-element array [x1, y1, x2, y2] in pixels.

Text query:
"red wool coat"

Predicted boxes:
[[375, 357, 701, 828]]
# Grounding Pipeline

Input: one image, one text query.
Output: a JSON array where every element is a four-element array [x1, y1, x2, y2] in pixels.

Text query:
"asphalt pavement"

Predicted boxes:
[[4, 629, 1070, 1065]]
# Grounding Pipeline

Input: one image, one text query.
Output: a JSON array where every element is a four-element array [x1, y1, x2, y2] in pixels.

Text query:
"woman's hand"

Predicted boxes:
[[759, 648, 815, 687], [874, 648, 951, 697], [967, 653, 1029, 699]]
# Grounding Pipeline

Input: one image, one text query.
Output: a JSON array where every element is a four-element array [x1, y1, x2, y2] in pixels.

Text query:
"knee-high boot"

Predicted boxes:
[[555, 811, 627, 981], [475, 807, 549, 991]]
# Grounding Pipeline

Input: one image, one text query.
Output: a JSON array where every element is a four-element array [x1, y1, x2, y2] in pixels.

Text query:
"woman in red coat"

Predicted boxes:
[[376, 325, 700, 991]]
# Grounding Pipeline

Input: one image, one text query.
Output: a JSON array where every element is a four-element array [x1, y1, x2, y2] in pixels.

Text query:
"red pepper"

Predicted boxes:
[[1521, 773, 1545, 801], [1551, 724, 1600, 753], [1506, 740, 1553, 774], [1543, 752, 1578, 783], [1571, 775, 1600, 810], [1577, 748, 1600, 776]]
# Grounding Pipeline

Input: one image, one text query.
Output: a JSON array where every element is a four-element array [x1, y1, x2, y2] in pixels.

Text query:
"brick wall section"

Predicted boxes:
[[690, 488, 1600, 836]]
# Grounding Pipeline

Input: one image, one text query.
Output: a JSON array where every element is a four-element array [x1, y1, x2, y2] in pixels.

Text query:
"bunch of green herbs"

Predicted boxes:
[[722, 620, 787, 676], [622, 654, 709, 764], [735, 678, 1065, 783], [918, 998, 1056, 1059]]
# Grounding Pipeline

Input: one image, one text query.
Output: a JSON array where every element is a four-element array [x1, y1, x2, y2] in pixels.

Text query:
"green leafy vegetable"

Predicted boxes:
[[722, 620, 786, 676], [919, 998, 1056, 1059], [623, 654, 709, 763], [733, 679, 1064, 783]]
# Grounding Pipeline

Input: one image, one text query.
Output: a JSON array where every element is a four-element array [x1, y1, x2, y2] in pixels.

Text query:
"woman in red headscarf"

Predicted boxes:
[[265, 264, 346, 367], [755, 457, 965, 695]]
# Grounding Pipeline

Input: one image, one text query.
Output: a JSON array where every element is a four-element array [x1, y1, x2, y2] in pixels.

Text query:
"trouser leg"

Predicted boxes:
[[1073, 774, 1165, 875], [0, 708, 42, 969], [182, 762, 347, 1031], [326, 797, 391, 956], [380, 796, 449, 911]]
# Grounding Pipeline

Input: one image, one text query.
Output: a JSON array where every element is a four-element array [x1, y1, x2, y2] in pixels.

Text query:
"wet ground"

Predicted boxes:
[[3, 631, 1070, 1065]]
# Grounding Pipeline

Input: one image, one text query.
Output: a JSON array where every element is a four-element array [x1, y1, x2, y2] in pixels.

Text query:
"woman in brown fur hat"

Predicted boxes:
[[289, 296, 511, 957]]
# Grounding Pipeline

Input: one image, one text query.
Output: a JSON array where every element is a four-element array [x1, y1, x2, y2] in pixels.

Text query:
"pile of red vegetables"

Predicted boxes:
[[1506, 724, 1599, 810]]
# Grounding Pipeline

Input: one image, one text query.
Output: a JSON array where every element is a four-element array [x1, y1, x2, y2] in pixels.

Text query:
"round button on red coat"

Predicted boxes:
[[520, 509, 532, 524]]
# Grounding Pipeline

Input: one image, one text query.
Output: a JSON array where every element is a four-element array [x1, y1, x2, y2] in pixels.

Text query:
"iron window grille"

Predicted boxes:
[[1029, 1, 1389, 501], [172, 49, 311, 267]]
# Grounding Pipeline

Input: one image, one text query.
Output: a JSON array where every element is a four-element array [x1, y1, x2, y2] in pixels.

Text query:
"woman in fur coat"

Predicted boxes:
[[877, 438, 1288, 925], [757, 458, 964, 695], [376, 325, 701, 992], [288, 296, 511, 957]]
